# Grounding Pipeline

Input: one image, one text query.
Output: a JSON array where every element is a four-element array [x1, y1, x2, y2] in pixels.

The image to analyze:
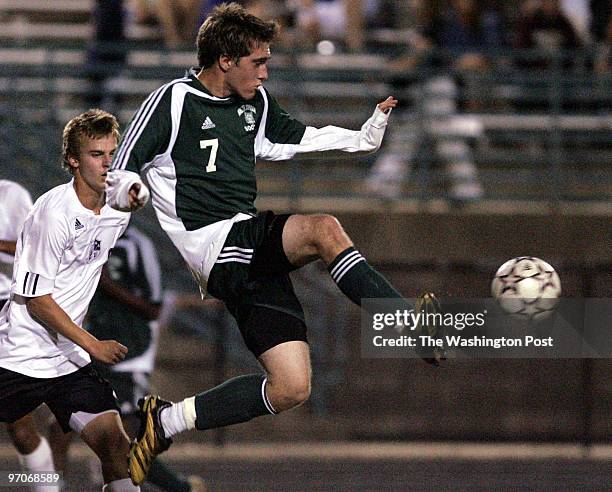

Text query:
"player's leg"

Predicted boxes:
[[79, 411, 136, 490], [164, 339, 310, 437], [282, 213, 411, 307], [257, 340, 311, 412], [45, 365, 137, 490], [160, 303, 309, 435], [152, 216, 311, 432], [6, 413, 41, 454], [6, 413, 59, 492], [47, 417, 73, 475], [106, 367, 203, 492], [0, 367, 61, 491], [281, 214, 444, 364], [128, 291, 309, 485]]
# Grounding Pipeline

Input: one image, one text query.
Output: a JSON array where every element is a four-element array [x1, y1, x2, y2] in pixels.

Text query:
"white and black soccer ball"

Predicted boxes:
[[491, 256, 561, 320]]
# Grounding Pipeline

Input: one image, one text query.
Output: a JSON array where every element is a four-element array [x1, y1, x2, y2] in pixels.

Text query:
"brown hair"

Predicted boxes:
[[196, 2, 278, 69], [61, 108, 120, 171]]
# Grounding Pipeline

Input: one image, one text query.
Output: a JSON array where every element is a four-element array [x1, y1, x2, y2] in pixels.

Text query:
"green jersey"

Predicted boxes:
[[112, 69, 306, 230], [110, 68, 390, 288]]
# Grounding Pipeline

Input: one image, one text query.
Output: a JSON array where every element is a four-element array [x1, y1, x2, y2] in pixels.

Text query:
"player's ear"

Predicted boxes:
[[218, 55, 233, 73], [67, 155, 79, 171]]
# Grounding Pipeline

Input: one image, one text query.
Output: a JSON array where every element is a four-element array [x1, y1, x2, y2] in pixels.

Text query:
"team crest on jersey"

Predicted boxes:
[[237, 104, 256, 131], [87, 239, 101, 262]]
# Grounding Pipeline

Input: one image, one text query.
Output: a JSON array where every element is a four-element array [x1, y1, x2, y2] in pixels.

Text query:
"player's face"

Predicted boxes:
[[226, 43, 271, 100], [70, 134, 117, 195]]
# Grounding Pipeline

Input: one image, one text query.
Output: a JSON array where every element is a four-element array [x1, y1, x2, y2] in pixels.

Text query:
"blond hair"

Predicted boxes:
[[61, 109, 120, 171]]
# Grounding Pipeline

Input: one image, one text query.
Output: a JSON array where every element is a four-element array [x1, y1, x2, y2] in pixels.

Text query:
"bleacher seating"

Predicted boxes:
[[1, 1, 610, 205]]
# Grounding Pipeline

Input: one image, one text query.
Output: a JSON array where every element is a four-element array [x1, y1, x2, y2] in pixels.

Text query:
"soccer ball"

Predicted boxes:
[[491, 256, 561, 320]]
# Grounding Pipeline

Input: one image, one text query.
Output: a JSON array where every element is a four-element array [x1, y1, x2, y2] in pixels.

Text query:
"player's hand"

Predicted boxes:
[[89, 339, 128, 365], [128, 183, 150, 210], [357, 96, 397, 152], [106, 169, 149, 212], [377, 96, 398, 114]]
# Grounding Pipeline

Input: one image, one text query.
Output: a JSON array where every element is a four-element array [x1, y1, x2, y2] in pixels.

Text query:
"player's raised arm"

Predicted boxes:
[[256, 94, 398, 161]]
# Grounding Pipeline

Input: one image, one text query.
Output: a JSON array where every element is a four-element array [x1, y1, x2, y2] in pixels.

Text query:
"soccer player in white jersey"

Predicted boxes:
[[1, 180, 59, 492], [0, 180, 33, 306], [0, 110, 146, 492], [106, 3, 442, 485]]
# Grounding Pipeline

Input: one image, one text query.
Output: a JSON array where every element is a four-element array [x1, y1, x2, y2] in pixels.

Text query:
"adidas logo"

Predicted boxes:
[[201, 116, 216, 130], [75, 218, 84, 231]]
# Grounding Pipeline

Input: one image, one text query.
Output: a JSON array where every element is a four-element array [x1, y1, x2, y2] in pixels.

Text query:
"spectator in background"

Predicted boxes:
[[367, 0, 505, 202], [241, 0, 295, 48], [590, 0, 611, 74], [130, 0, 202, 48], [515, 0, 581, 68], [590, 0, 611, 44], [560, 0, 590, 42], [593, 17, 611, 74], [86, 0, 127, 110], [290, 0, 377, 51]]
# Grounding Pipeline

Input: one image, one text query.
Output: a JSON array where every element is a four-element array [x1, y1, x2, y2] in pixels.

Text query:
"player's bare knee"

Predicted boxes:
[[275, 378, 311, 411], [82, 416, 130, 476], [6, 421, 40, 452], [312, 214, 346, 246]]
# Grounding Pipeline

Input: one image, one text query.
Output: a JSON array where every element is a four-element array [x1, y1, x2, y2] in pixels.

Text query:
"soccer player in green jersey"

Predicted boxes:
[[106, 3, 441, 485]]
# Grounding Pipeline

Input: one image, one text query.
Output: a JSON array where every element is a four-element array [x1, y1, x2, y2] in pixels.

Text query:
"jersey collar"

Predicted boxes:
[[187, 68, 235, 103]]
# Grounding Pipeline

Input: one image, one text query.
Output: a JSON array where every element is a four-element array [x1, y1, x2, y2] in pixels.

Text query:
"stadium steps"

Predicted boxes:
[[0, 0, 91, 23], [0, 21, 161, 45]]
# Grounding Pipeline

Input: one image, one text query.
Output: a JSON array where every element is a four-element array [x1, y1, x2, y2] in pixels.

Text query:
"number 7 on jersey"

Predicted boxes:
[[200, 138, 219, 173]]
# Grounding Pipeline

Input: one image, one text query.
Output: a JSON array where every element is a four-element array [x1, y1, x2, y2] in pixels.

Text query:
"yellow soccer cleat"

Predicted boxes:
[[128, 395, 173, 485], [414, 291, 446, 366]]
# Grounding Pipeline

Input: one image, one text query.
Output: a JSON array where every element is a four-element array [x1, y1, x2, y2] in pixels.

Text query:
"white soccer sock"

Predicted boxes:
[[17, 437, 59, 492], [102, 478, 140, 491], [159, 397, 196, 438]]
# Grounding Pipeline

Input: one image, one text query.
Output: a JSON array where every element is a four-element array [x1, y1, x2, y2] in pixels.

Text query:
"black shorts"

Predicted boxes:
[[93, 362, 150, 415], [208, 211, 308, 357], [0, 364, 119, 433]]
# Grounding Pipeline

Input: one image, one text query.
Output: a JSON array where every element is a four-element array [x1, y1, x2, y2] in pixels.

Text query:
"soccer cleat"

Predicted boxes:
[[128, 395, 173, 486], [414, 292, 446, 366]]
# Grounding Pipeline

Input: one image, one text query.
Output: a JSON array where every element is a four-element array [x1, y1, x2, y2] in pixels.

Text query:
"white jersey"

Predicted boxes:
[[0, 180, 33, 300], [0, 181, 130, 378]]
